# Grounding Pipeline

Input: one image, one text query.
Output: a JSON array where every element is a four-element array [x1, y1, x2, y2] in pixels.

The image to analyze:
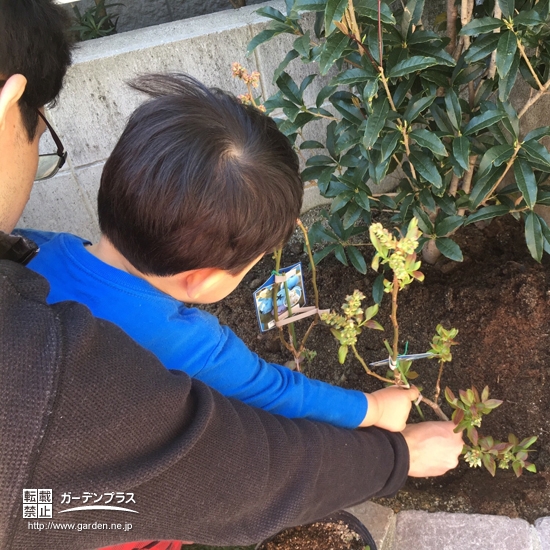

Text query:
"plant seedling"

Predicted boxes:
[[323, 219, 537, 476]]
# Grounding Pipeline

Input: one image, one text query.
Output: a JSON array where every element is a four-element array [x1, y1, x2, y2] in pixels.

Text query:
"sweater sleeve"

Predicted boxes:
[[194, 323, 367, 428], [2, 262, 409, 550]]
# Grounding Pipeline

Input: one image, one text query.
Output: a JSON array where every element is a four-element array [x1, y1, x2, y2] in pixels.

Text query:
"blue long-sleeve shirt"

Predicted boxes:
[[18, 230, 367, 428]]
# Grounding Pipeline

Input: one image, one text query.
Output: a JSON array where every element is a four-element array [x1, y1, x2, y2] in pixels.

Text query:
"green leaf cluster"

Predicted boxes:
[[71, 1, 121, 41], [249, 0, 550, 274], [321, 289, 383, 363], [445, 386, 537, 477]]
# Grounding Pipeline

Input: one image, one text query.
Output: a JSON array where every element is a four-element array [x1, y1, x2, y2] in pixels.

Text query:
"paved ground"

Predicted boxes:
[[347, 502, 550, 550]]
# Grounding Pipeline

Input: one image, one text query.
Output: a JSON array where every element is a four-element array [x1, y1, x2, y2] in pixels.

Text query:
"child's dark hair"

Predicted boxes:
[[98, 73, 304, 276], [0, 0, 73, 141]]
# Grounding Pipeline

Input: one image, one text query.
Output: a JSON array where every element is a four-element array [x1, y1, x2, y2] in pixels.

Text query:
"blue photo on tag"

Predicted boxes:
[[254, 262, 306, 332]]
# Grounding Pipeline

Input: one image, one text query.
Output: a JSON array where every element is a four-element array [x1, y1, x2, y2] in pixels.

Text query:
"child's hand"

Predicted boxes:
[[359, 386, 420, 431]]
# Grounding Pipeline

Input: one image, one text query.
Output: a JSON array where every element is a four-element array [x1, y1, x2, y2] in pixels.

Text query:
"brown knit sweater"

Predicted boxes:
[[0, 251, 409, 549]]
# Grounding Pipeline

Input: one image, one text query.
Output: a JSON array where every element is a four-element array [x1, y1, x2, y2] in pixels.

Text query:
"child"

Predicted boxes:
[[19, 73, 417, 430]]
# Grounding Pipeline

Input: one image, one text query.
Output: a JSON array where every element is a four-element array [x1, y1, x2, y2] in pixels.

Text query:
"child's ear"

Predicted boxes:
[[179, 267, 226, 301], [0, 74, 27, 132]]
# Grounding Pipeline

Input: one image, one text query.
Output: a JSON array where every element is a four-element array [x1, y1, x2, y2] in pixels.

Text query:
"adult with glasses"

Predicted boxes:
[[0, 1, 464, 549]]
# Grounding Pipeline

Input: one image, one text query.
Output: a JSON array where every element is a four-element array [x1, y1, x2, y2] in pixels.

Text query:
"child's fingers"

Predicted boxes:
[[406, 385, 420, 401], [384, 385, 420, 401]]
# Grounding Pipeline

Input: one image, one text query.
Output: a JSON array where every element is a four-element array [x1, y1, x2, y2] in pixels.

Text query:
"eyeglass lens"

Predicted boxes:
[[36, 155, 64, 181]]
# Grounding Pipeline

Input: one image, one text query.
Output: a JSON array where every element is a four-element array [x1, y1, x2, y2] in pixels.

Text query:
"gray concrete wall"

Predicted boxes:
[[21, 1, 331, 240]]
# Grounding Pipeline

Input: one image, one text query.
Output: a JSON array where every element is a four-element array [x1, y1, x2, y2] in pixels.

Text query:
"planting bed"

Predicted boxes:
[[203, 209, 550, 523]]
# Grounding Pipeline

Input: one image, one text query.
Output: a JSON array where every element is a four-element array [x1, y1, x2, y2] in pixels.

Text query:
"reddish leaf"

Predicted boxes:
[[468, 427, 479, 447], [445, 387, 457, 403], [365, 320, 384, 331], [482, 453, 497, 476], [494, 441, 512, 453], [483, 399, 503, 410], [516, 451, 528, 461], [513, 462, 523, 477], [453, 408, 465, 426], [459, 389, 472, 405]]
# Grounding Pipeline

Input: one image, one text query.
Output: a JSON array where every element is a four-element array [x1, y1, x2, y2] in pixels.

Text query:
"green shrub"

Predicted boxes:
[[249, 0, 550, 271]]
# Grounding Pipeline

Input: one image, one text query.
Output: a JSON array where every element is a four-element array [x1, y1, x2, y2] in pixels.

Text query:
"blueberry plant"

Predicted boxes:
[[248, 0, 550, 270], [233, 63, 324, 371], [322, 219, 537, 476]]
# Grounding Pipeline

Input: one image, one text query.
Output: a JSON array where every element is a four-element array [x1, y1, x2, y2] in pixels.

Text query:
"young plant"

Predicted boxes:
[[233, 64, 332, 369], [271, 220, 325, 370], [249, 0, 550, 270], [323, 219, 537, 476], [231, 63, 266, 112], [446, 387, 537, 476], [71, 0, 121, 41], [233, 65, 323, 370]]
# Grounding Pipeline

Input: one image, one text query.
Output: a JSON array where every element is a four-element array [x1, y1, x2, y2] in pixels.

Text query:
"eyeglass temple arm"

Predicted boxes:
[[35, 109, 65, 156]]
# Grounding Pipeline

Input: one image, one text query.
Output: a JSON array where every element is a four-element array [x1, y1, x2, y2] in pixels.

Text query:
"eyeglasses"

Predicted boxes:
[[35, 109, 67, 181]]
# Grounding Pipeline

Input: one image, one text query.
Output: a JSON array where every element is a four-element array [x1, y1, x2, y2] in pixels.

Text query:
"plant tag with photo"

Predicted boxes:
[[253, 263, 307, 332]]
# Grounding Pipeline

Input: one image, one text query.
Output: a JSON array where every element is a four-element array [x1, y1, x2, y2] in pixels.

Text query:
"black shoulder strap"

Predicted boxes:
[[0, 232, 39, 265]]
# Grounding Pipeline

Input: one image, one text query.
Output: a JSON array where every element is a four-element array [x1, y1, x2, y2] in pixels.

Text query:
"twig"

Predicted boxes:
[[352, 345, 396, 384], [516, 36, 544, 91], [446, 0, 458, 54], [420, 395, 450, 421], [298, 319, 318, 355], [391, 154, 416, 188], [480, 143, 521, 207], [297, 219, 319, 310], [518, 79, 550, 118], [434, 361, 445, 405], [390, 275, 399, 362], [449, 173, 460, 196], [460, 0, 473, 52], [457, 155, 477, 216], [272, 249, 296, 356]]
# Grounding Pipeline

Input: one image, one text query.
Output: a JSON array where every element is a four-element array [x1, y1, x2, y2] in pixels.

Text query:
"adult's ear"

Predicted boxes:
[[0, 74, 27, 132]]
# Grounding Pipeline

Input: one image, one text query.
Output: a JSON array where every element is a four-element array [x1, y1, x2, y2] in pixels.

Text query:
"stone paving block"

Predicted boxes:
[[19, 171, 100, 242], [49, 2, 272, 168], [536, 517, 550, 550], [346, 501, 395, 550], [393, 511, 539, 550]]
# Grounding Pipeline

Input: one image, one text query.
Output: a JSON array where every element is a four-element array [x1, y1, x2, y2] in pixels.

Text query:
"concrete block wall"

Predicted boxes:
[[20, 1, 332, 241]]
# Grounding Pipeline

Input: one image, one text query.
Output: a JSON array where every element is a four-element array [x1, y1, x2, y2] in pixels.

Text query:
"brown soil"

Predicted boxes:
[[204, 211, 550, 523], [256, 520, 366, 550]]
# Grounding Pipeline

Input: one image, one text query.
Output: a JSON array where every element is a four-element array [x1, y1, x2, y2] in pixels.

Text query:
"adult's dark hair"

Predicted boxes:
[[98, 73, 304, 276], [0, 0, 72, 141]]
